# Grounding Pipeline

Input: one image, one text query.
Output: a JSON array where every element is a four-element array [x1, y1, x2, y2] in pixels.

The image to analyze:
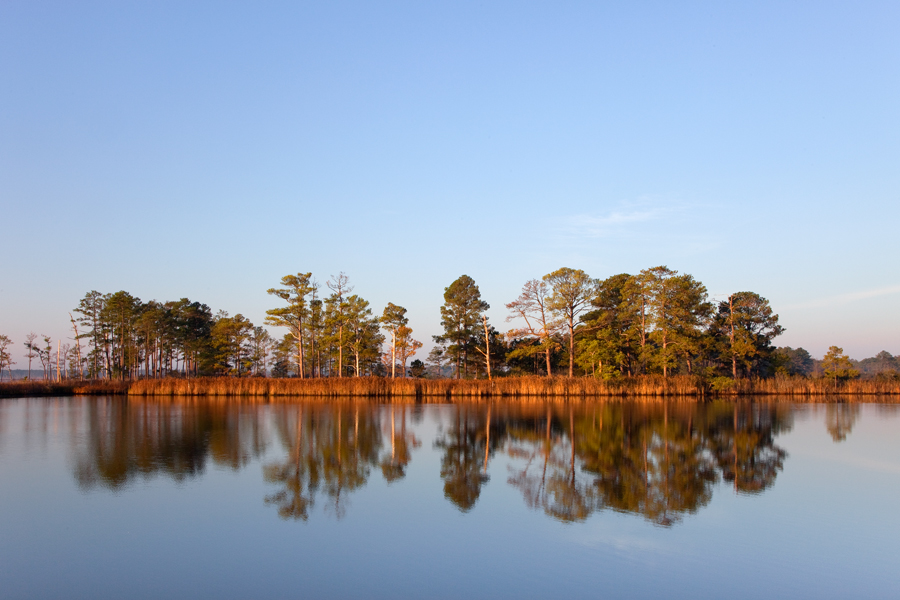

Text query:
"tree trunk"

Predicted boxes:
[[391, 329, 396, 379], [568, 314, 575, 377], [730, 295, 737, 379], [482, 315, 492, 381], [297, 327, 305, 379], [338, 325, 343, 378], [456, 325, 461, 380]]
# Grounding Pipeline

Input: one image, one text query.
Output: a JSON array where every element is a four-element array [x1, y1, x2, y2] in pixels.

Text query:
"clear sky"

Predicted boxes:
[[2, 1, 898, 363]]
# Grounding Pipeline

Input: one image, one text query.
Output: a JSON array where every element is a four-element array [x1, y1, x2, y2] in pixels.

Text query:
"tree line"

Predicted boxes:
[[432, 267, 828, 382], [0, 265, 894, 382]]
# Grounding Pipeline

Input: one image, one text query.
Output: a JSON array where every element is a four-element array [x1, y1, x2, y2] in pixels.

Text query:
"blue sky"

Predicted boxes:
[[2, 1, 898, 362]]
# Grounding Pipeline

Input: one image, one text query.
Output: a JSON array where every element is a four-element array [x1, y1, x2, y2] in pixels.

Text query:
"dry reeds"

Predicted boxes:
[[0, 380, 129, 398], [6, 375, 897, 402], [718, 376, 900, 397], [127, 375, 708, 399]]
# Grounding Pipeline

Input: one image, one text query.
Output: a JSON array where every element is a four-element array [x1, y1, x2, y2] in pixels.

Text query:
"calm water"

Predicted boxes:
[[1, 398, 898, 599]]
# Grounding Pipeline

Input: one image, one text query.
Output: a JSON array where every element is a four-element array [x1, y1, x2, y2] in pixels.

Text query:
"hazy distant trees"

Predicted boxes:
[[774, 347, 814, 376], [856, 351, 899, 379]]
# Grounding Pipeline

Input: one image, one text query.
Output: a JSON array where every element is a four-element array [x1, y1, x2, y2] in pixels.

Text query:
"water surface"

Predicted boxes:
[[1, 398, 898, 599]]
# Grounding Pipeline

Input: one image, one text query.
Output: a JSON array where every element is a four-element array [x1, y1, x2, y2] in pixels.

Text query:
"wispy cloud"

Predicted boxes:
[[784, 284, 900, 309], [559, 207, 673, 239]]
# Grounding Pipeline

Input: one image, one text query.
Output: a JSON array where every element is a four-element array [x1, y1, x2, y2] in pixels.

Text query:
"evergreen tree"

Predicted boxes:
[[821, 346, 859, 387], [266, 273, 314, 378], [578, 273, 636, 377], [713, 292, 783, 378], [380, 303, 409, 379], [345, 295, 383, 376], [438, 275, 489, 379]]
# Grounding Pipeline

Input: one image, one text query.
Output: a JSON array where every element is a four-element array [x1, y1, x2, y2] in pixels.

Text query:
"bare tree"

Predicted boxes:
[[506, 279, 561, 376], [326, 272, 353, 378], [23, 333, 38, 380], [544, 268, 596, 377]]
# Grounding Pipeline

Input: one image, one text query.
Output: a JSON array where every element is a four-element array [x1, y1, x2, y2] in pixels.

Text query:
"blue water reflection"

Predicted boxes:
[[0, 398, 898, 599]]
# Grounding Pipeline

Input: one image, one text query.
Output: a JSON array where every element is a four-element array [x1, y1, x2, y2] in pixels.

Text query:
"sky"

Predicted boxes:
[[1, 1, 898, 363]]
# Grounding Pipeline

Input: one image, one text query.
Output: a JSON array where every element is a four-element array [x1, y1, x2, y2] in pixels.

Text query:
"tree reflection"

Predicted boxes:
[[263, 406, 317, 520], [435, 406, 495, 511], [709, 404, 790, 494], [507, 406, 594, 522], [73, 400, 265, 490], [264, 404, 384, 519], [826, 404, 860, 442], [504, 402, 790, 526], [380, 406, 421, 483], [67, 399, 796, 526], [575, 404, 718, 526]]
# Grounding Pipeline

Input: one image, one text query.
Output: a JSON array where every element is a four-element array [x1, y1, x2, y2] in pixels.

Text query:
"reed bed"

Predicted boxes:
[[128, 375, 707, 399], [721, 376, 900, 396], [0, 380, 129, 398], [126, 375, 900, 402], [6, 375, 897, 401]]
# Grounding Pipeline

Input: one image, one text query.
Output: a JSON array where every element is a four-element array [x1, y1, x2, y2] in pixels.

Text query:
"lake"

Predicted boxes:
[[1, 398, 898, 599]]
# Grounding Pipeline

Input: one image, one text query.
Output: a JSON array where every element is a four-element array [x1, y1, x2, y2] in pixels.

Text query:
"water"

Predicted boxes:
[[1, 398, 898, 599]]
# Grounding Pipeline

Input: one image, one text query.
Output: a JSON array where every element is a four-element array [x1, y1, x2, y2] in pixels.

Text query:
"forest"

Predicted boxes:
[[0, 266, 897, 389]]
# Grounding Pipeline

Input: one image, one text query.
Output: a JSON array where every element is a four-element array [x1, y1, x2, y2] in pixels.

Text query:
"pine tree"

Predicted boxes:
[[439, 275, 489, 379]]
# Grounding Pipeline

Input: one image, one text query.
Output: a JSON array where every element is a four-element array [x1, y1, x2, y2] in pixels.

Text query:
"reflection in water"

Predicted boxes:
[[66, 399, 798, 525], [826, 404, 860, 442], [263, 405, 383, 519], [435, 406, 494, 511], [506, 403, 790, 525], [74, 400, 267, 489], [381, 406, 421, 483]]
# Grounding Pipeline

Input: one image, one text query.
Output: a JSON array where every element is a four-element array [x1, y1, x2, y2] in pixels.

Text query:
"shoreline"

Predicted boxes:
[[2, 376, 899, 401]]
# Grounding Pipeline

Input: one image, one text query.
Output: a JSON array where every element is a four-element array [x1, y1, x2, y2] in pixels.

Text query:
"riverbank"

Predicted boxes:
[[0, 380, 130, 398], [3, 375, 898, 400]]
